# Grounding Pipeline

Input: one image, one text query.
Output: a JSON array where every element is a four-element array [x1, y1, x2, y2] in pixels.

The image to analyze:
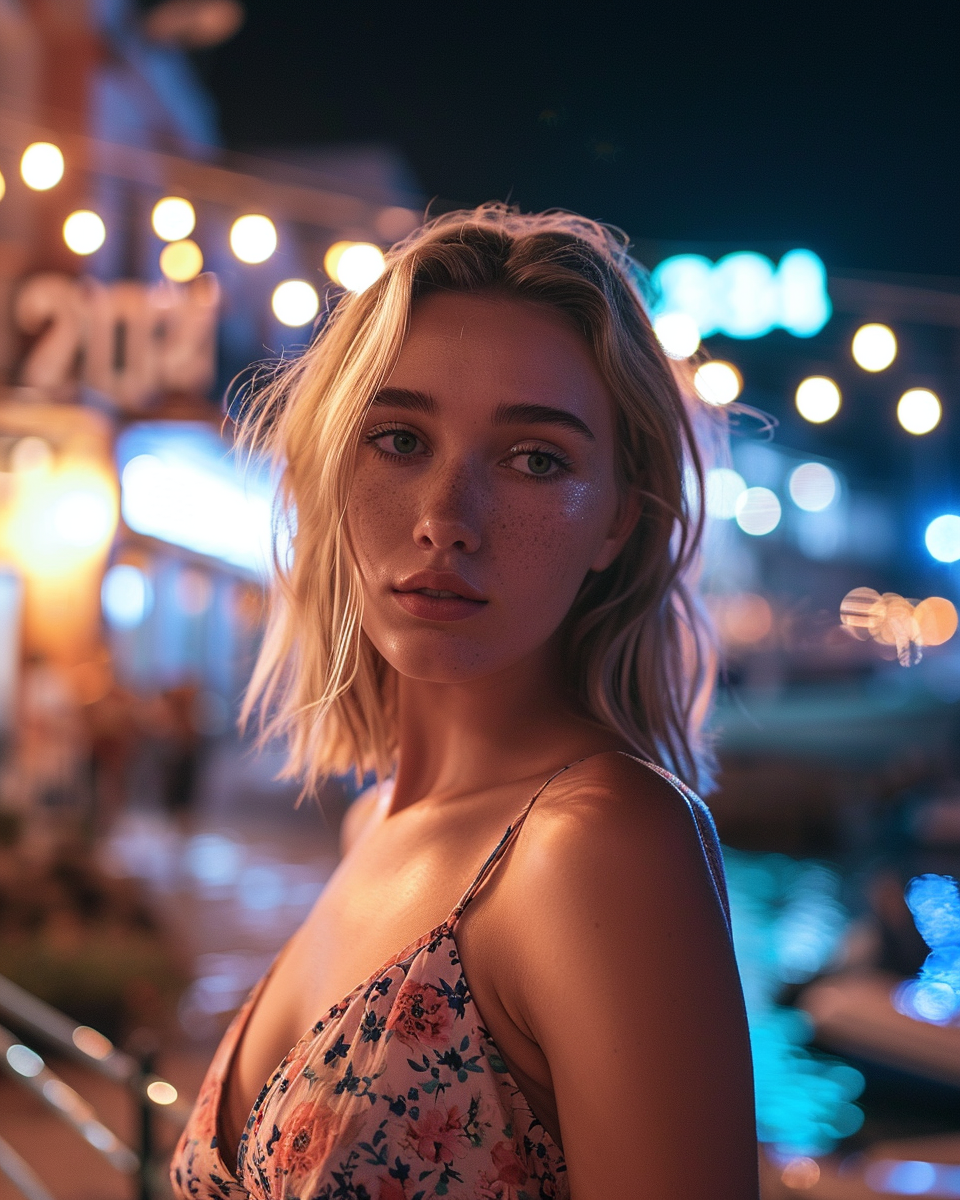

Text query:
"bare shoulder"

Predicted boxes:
[[339, 784, 382, 856], [508, 751, 728, 943], [532, 751, 714, 865]]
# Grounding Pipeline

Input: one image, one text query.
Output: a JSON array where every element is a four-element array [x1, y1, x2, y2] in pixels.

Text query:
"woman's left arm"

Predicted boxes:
[[512, 758, 758, 1199]]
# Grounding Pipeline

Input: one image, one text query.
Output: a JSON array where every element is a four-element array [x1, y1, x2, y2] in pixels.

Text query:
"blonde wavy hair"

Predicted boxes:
[[239, 204, 717, 794]]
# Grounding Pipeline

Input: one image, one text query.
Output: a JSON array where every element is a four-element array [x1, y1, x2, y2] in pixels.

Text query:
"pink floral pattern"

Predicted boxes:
[[170, 924, 567, 1200]]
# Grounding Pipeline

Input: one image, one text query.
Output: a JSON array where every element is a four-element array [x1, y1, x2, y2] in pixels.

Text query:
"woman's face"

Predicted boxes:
[[346, 291, 636, 685]]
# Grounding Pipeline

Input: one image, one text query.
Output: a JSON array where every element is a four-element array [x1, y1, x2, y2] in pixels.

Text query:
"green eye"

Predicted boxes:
[[526, 452, 554, 475], [391, 432, 418, 455]]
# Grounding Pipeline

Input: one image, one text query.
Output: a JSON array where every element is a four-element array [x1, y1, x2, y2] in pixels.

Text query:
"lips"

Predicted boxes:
[[392, 571, 488, 622]]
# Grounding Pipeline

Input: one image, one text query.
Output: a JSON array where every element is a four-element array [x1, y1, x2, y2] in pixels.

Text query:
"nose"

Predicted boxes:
[[412, 462, 482, 554]]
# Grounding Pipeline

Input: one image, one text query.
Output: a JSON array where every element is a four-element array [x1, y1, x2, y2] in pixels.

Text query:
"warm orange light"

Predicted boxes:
[[781, 1157, 820, 1190], [5, 466, 118, 577], [713, 593, 773, 645], [159, 238, 204, 282], [914, 597, 958, 647]]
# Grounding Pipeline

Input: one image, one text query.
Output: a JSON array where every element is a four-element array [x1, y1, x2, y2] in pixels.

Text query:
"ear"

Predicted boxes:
[[590, 487, 643, 572]]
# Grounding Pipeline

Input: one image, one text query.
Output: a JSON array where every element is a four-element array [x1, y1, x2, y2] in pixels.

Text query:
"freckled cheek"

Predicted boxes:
[[345, 472, 417, 583], [488, 482, 611, 594]]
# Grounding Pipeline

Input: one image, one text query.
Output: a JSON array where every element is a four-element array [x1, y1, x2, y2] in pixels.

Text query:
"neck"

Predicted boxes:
[[389, 640, 598, 812]]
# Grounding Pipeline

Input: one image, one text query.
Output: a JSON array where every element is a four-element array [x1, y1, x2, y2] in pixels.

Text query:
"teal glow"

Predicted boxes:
[[651, 250, 831, 340], [901, 875, 960, 1024], [724, 848, 864, 1154]]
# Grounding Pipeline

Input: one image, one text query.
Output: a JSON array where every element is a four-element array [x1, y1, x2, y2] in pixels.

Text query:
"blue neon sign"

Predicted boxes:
[[651, 249, 832, 340]]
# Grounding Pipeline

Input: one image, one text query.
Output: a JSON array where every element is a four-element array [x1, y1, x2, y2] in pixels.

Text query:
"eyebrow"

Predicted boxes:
[[371, 388, 595, 442], [493, 402, 595, 441]]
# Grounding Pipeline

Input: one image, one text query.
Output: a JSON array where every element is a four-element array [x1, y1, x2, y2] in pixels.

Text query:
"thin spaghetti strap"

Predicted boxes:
[[448, 760, 580, 927]]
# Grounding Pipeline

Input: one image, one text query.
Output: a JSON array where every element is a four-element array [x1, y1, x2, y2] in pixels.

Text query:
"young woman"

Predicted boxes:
[[172, 207, 758, 1199]]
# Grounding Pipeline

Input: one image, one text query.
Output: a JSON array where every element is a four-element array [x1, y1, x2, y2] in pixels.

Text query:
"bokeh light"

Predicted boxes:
[[897, 388, 941, 435], [10, 436, 53, 474], [653, 312, 701, 359], [0, 169, 5, 202], [694, 360, 742, 406], [271, 279, 320, 327], [101, 564, 153, 629], [20, 141, 64, 190], [152, 196, 196, 241], [851, 323, 897, 371], [795, 376, 841, 424], [159, 238, 204, 282], [53, 486, 116, 547], [63, 210, 106, 255], [788, 462, 837, 512], [925, 514, 960, 562], [146, 1080, 178, 1106], [705, 467, 747, 519], [913, 597, 958, 647], [735, 486, 782, 536], [781, 1158, 821, 1190], [229, 214, 277, 263], [713, 593, 774, 644], [331, 242, 386, 293]]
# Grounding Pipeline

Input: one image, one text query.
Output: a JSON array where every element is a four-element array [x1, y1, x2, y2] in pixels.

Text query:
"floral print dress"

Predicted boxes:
[[170, 757, 729, 1200]]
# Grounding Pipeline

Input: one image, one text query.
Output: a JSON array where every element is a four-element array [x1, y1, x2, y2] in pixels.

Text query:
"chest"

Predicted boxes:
[[221, 799, 559, 1156]]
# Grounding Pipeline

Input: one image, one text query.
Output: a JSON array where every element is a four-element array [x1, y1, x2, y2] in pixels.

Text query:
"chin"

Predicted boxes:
[[372, 628, 526, 686]]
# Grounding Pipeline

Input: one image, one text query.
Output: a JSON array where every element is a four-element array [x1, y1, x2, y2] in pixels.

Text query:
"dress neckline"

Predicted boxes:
[[214, 759, 579, 1181]]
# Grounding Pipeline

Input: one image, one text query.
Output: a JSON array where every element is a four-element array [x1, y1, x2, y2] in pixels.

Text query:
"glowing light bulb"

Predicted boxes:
[[788, 462, 837, 512], [694, 360, 742, 406], [653, 312, 700, 359], [852, 323, 897, 371], [229, 214, 277, 264], [335, 243, 386, 293], [63, 210, 106, 255], [897, 388, 941, 435], [145, 1080, 178, 1106], [159, 238, 203, 282], [735, 486, 781, 536], [323, 240, 351, 281], [152, 196, 196, 241], [795, 376, 841, 424], [913, 597, 958, 647], [925, 514, 960, 563], [21, 141, 64, 190], [705, 467, 746, 519], [271, 279, 320, 327]]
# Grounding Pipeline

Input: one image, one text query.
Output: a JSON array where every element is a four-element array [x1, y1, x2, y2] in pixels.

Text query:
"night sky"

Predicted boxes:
[[199, 1, 960, 278]]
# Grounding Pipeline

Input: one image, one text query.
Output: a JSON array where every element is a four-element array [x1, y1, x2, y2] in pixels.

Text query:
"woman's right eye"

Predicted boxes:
[[367, 428, 427, 458]]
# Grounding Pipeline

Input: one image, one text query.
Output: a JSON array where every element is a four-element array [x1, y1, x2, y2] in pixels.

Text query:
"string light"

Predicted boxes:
[[271, 279, 320, 326], [152, 196, 196, 241], [851, 323, 897, 371], [795, 376, 841, 424], [63, 210, 106, 255], [159, 239, 203, 282], [229, 214, 277, 264], [897, 388, 941, 435], [21, 141, 64, 190], [653, 312, 700, 360], [694, 360, 742, 406]]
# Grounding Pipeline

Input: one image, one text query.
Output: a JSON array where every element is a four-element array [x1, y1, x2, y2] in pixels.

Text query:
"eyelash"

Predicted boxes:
[[363, 425, 574, 481]]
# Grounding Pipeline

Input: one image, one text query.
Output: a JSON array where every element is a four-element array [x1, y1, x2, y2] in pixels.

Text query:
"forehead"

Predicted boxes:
[[386, 291, 611, 415]]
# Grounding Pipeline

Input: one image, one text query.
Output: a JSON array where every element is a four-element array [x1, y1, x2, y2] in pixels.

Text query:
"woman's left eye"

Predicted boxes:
[[504, 448, 570, 479]]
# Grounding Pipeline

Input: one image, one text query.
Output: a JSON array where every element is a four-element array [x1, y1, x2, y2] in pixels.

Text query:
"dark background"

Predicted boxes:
[[196, 1, 960, 277]]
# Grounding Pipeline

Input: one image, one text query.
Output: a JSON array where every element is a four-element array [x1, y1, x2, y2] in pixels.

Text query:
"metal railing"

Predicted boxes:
[[0, 974, 193, 1199]]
